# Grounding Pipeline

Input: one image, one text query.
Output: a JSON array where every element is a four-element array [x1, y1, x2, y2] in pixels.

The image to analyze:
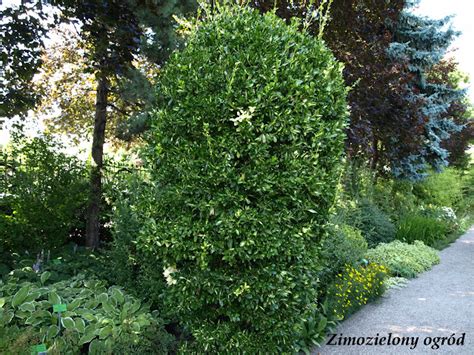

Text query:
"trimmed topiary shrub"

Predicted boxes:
[[366, 240, 440, 278], [132, 7, 348, 353]]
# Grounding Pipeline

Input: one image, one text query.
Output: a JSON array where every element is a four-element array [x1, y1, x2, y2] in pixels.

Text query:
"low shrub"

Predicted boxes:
[[346, 199, 396, 247], [321, 225, 368, 268], [318, 224, 368, 291], [396, 214, 450, 246], [372, 179, 419, 223], [106, 172, 168, 311], [327, 263, 388, 320], [413, 168, 464, 209], [0, 270, 174, 354], [457, 164, 474, 216], [366, 240, 440, 278]]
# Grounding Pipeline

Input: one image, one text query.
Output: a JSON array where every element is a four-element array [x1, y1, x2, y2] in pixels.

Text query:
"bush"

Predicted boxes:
[[0, 270, 174, 354], [366, 240, 440, 278], [327, 263, 388, 320], [346, 199, 396, 247], [396, 214, 450, 246], [457, 164, 474, 216], [127, 7, 348, 353], [0, 135, 88, 254], [372, 179, 419, 223], [318, 224, 368, 289], [413, 168, 464, 209], [107, 172, 168, 311]]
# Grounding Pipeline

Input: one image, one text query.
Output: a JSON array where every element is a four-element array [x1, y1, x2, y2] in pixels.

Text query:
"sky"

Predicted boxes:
[[414, 0, 474, 102], [0, 0, 473, 146]]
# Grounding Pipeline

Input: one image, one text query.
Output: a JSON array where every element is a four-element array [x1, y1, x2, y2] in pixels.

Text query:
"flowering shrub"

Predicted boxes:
[[327, 263, 388, 320], [318, 224, 367, 292], [420, 205, 458, 232], [366, 240, 440, 278]]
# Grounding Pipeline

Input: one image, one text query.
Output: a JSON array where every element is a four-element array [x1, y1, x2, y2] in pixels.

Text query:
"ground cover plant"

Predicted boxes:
[[0, 270, 174, 354], [366, 240, 440, 278]]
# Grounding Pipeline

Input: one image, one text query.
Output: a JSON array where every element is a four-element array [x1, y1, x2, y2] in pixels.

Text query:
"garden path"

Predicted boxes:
[[314, 226, 474, 354]]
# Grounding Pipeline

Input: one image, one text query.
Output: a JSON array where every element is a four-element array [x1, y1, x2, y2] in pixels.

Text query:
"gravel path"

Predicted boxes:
[[313, 226, 474, 355]]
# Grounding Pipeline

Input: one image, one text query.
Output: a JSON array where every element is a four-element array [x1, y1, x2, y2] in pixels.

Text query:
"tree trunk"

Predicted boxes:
[[86, 74, 108, 248], [371, 136, 379, 171]]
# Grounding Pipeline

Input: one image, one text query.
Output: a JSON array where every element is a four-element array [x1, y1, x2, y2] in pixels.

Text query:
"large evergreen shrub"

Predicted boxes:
[[133, 8, 347, 352]]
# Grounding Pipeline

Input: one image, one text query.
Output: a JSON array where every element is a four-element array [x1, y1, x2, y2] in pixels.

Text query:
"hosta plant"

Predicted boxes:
[[0, 270, 173, 354]]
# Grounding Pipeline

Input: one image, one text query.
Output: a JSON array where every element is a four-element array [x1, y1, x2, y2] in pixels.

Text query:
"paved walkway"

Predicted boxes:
[[314, 226, 474, 354]]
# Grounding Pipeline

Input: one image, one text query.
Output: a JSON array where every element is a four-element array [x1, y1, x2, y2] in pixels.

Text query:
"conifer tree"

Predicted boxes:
[[387, 1, 465, 179]]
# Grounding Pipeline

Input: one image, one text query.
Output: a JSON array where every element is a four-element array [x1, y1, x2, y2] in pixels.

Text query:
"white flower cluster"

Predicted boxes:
[[163, 266, 178, 286], [230, 106, 256, 126], [438, 206, 457, 222]]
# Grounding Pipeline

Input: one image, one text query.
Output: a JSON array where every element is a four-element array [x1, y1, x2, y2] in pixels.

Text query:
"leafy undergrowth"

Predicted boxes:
[[0, 267, 174, 354]]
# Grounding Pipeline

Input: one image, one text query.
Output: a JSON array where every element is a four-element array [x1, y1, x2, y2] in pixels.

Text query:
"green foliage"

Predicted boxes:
[[366, 240, 440, 278], [345, 199, 396, 247], [457, 164, 474, 216], [413, 168, 464, 209], [327, 263, 388, 320], [106, 171, 168, 310], [0, 135, 88, 254], [293, 302, 338, 354], [396, 215, 450, 247], [126, 7, 348, 353], [0, 3, 49, 118], [384, 276, 409, 290], [318, 224, 368, 289], [0, 270, 174, 354], [371, 179, 419, 222]]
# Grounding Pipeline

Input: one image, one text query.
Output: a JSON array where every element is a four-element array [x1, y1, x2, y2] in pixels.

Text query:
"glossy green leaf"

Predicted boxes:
[[61, 316, 75, 330], [40, 271, 51, 285], [12, 285, 30, 308], [98, 325, 113, 339], [49, 291, 61, 305], [19, 301, 36, 312], [75, 318, 86, 333], [46, 325, 60, 339]]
